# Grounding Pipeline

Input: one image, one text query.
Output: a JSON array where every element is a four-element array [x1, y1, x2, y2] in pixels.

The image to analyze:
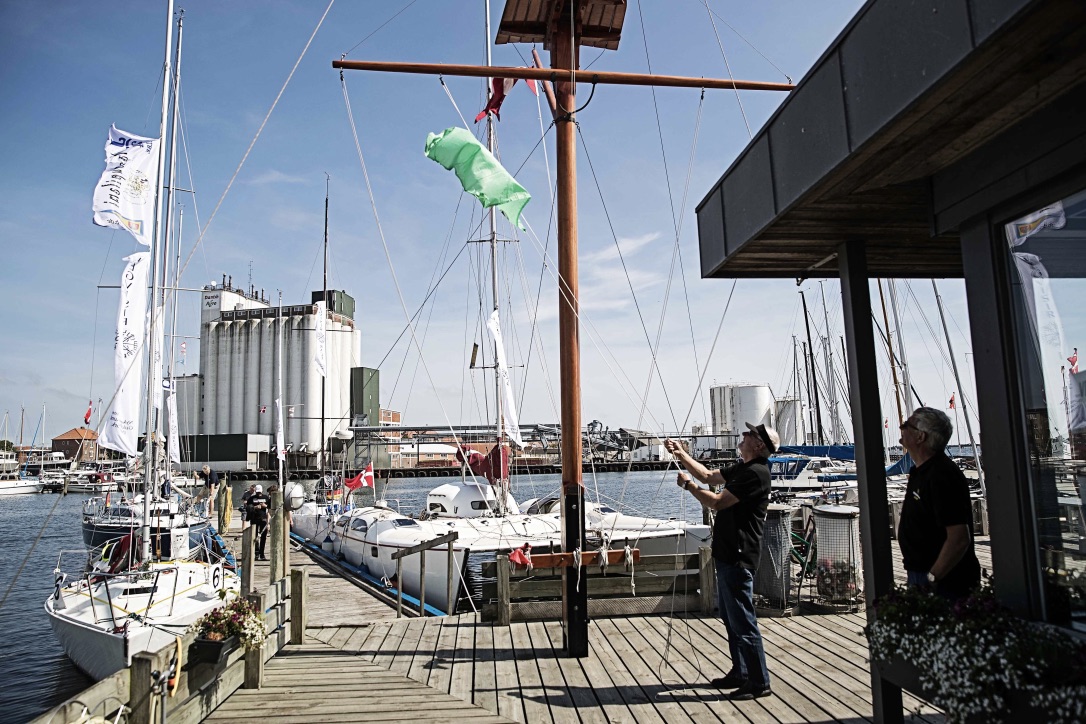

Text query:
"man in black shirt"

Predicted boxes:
[[898, 407, 980, 598], [246, 484, 271, 561], [666, 421, 779, 701], [196, 465, 220, 517]]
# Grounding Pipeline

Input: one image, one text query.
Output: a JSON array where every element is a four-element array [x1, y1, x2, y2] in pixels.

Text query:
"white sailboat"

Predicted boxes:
[[48, 5, 239, 680]]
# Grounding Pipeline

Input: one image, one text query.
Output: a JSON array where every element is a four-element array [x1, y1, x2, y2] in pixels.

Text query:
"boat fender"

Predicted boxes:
[[573, 547, 582, 593], [52, 570, 67, 609], [321, 535, 334, 553], [624, 545, 636, 595], [597, 542, 610, 576]]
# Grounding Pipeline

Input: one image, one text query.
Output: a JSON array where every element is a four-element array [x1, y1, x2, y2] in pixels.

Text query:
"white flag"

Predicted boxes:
[[99, 252, 151, 456], [486, 310, 524, 447], [92, 125, 160, 246], [276, 398, 286, 462], [166, 391, 181, 465], [314, 301, 327, 378]]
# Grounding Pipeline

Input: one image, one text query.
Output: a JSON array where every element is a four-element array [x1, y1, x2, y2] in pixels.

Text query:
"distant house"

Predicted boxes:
[[52, 427, 98, 462]]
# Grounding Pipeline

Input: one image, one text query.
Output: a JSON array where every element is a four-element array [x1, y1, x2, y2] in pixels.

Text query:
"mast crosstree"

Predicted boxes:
[[335, 0, 792, 657]]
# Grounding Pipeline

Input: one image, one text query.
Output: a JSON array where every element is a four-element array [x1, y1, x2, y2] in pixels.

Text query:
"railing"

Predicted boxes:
[[480, 548, 715, 624], [391, 531, 459, 617]]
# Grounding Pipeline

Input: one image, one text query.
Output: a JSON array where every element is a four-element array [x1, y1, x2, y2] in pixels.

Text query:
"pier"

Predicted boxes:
[[35, 493, 989, 722]]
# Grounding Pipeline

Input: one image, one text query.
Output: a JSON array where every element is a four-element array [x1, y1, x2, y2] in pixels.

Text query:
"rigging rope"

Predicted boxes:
[[702, 0, 752, 139]]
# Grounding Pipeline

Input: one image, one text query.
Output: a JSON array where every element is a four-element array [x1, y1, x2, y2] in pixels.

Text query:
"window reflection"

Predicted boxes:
[[1005, 189, 1086, 629]]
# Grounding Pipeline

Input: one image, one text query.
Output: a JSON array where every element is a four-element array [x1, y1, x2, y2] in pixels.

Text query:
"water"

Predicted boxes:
[[1, 469, 697, 723]]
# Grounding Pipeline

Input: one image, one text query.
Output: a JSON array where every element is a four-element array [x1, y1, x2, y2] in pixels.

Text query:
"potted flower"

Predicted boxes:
[[188, 597, 266, 665], [866, 584, 1086, 723]]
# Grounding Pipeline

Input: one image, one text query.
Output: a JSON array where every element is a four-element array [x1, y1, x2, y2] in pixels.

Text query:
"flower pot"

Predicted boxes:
[[189, 635, 240, 665]]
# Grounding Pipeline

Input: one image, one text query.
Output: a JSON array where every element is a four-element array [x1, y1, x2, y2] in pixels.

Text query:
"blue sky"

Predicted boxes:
[[0, 0, 981, 447]]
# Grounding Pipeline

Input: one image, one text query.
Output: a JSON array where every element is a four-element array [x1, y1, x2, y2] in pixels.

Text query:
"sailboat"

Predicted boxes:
[[47, 4, 239, 680], [1, 407, 45, 495]]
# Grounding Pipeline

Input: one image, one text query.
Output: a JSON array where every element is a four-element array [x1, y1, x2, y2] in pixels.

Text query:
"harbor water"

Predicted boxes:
[[3, 468, 695, 723]]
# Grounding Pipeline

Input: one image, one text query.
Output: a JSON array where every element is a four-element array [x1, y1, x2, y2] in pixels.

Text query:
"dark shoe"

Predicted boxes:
[[729, 682, 772, 700], [711, 672, 747, 689]]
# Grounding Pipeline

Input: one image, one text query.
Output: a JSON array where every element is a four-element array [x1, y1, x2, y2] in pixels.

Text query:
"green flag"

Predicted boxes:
[[424, 127, 531, 230]]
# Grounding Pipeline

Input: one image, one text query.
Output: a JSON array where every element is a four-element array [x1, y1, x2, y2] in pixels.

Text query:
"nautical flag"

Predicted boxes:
[[92, 125, 160, 247], [84, 401, 93, 426], [345, 462, 375, 491], [883, 418, 888, 429], [260, 405, 267, 414], [99, 252, 151, 456], [474, 76, 538, 123], [314, 301, 327, 378], [424, 127, 531, 230], [949, 393, 956, 410], [486, 309, 525, 447], [1069, 348, 1080, 374]]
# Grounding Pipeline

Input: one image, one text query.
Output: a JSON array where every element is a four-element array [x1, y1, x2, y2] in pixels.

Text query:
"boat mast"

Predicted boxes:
[[141, 0, 175, 563], [877, 279, 905, 427], [278, 291, 284, 491], [321, 175, 329, 475], [932, 280, 985, 495], [888, 280, 915, 412], [163, 9, 185, 470], [800, 291, 825, 445], [818, 281, 838, 443], [484, 0, 508, 513]]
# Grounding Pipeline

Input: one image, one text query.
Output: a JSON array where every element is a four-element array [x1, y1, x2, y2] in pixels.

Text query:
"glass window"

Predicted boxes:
[[1004, 188, 1086, 630]]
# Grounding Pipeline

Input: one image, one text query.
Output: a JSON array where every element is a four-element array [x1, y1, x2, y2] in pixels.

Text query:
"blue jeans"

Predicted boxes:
[[906, 570, 929, 588], [715, 560, 770, 688]]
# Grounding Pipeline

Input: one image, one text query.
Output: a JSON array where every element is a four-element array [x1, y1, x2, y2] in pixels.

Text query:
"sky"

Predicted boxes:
[[0, 0, 983, 448]]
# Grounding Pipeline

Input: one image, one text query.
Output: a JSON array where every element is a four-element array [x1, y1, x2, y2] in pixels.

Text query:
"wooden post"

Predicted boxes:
[[553, 0, 588, 658], [241, 525, 254, 595], [699, 546, 716, 614], [269, 490, 284, 583], [496, 554, 511, 626], [244, 591, 266, 689], [128, 652, 156, 724], [396, 558, 403, 619], [419, 548, 426, 614], [290, 567, 308, 645], [447, 543, 455, 615]]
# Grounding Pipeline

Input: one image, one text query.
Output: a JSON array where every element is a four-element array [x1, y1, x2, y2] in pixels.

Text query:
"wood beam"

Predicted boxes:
[[333, 60, 793, 92]]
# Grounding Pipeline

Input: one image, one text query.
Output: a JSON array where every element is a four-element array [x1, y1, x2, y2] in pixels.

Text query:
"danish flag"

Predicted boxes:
[[345, 462, 375, 491], [1069, 348, 1079, 374]]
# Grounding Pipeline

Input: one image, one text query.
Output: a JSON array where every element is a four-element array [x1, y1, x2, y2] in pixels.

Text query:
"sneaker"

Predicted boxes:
[[710, 672, 748, 689], [729, 682, 772, 700]]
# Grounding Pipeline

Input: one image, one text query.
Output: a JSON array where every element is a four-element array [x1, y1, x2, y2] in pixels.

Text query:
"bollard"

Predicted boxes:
[[241, 525, 255, 595], [699, 546, 716, 614], [496, 554, 511, 626], [290, 568, 308, 644], [128, 651, 156, 724]]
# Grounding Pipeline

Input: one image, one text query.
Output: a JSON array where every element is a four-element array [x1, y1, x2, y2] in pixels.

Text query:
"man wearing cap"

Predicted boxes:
[[246, 484, 271, 561], [664, 421, 779, 701]]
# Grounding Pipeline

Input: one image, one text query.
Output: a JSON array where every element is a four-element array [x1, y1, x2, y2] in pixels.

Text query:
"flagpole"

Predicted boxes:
[[277, 290, 284, 494]]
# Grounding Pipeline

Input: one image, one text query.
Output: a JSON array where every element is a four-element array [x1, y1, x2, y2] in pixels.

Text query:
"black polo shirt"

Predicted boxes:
[[711, 456, 771, 570], [898, 452, 981, 595]]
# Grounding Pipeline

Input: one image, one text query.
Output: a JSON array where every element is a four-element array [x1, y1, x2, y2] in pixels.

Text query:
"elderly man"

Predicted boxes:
[[898, 407, 981, 598], [195, 465, 220, 517], [665, 421, 779, 701]]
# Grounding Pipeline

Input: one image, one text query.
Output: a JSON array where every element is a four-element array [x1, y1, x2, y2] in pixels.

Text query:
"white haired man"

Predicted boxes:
[[898, 407, 981, 599], [664, 422, 779, 701]]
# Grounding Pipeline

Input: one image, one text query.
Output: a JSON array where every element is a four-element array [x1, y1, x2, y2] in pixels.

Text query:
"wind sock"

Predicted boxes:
[[424, 127, 531, 230]]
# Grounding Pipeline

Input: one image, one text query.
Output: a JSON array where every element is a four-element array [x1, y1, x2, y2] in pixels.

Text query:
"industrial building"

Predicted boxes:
[[174, 277, 362, 469]]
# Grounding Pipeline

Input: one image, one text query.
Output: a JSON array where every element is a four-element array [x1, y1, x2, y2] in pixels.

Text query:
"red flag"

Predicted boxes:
[[949, 393, 956, 410], [474, 75, 536, 123], [345, 462, 375, 492], [84, 401, 93, 425], [1069, 348, 1079, 374]]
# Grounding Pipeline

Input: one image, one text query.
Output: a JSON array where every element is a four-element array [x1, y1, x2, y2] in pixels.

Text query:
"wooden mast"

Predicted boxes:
[[551, 0, 587, 656], [334, 0, 791, 658]]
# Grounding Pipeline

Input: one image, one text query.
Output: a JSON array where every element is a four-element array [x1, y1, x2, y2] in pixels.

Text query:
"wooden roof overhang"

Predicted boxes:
[[495, 0, 626, 51], [696, 0, 1086, 280]]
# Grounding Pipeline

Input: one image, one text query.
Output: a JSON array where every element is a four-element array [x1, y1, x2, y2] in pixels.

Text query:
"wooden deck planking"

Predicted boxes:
[[449, 614, 478, 704], [507, 614, 553, 724], [538, 619, 610, 724], [565, 622, 641, 723], [472, 617, 500, 714], [490, 618, 529, 723], [204, 640, 513, 723], [582, 620, 667, 723], [526, 620, 580, 724]]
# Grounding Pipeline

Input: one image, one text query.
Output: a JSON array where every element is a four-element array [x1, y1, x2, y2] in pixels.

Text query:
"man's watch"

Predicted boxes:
[[926, 571, 937, 585]]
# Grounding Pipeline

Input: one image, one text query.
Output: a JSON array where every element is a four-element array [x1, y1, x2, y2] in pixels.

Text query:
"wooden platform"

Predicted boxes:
[[304, 611, 944, 723], [203, 639, 512, 723]]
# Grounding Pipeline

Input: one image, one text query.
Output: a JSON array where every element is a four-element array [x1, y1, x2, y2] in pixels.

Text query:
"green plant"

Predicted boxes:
[[189, 597, 265, 652], [866, 584, 1086, 723]]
